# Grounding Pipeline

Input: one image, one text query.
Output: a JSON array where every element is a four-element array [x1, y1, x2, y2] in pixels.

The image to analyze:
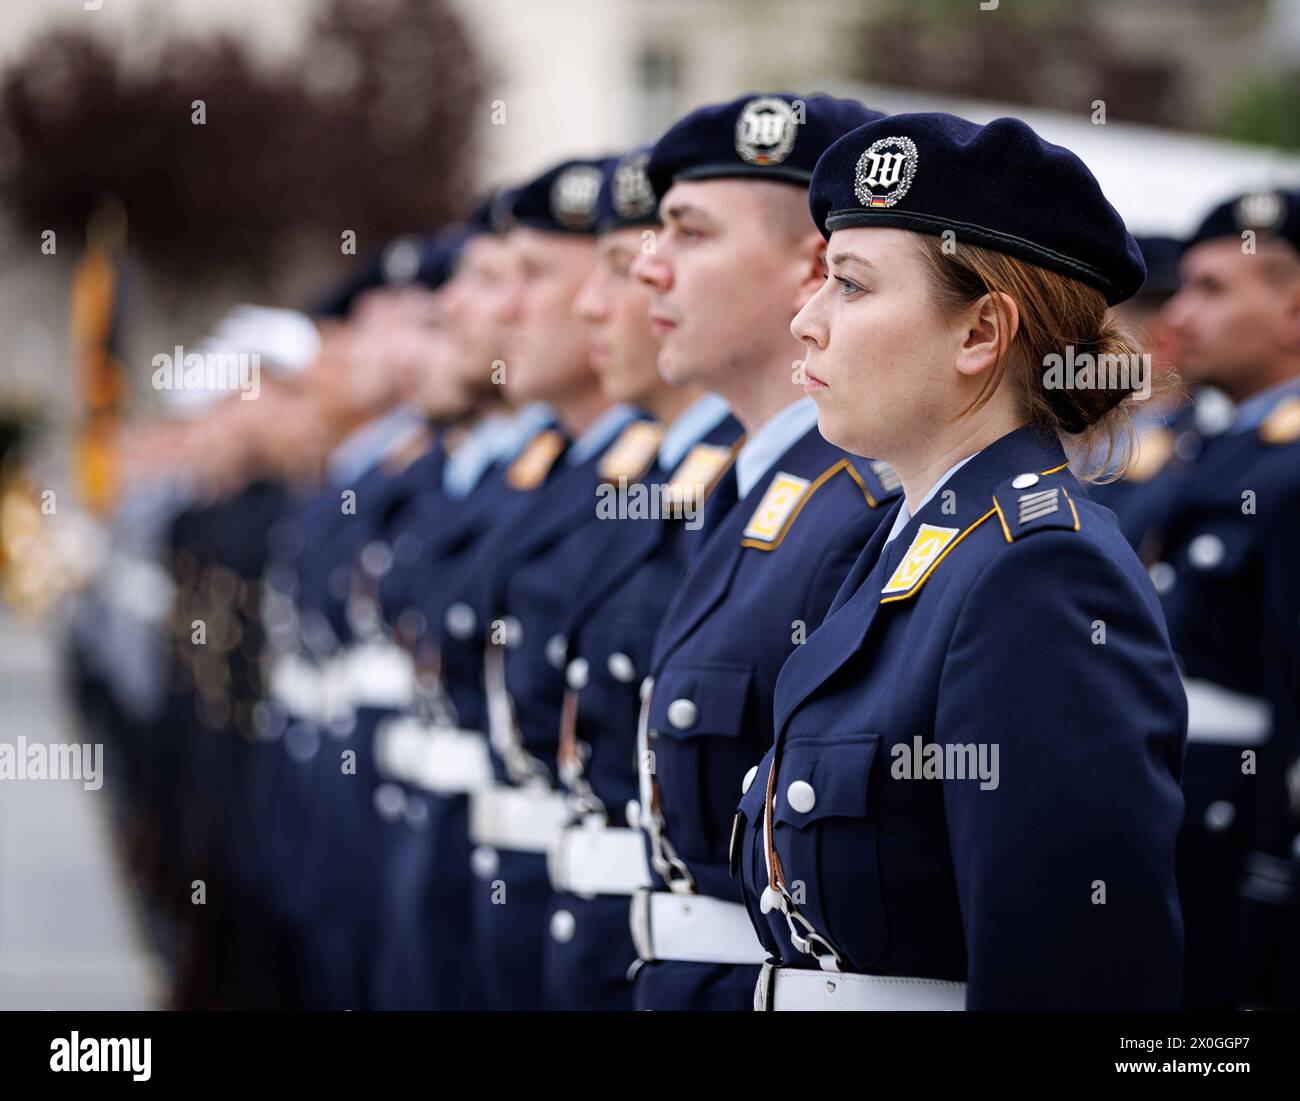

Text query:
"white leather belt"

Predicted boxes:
[[548, 824, 651, 897], [269, 654, 350, 724], [373, 716, 491, 794], [341, 641, 416, 709], [630, 889, 767, 966], [1183, 676, 1270, 746], [755, 963, 966, 1011], [419, 724, 492, 794], [470, 782, 570, 853]]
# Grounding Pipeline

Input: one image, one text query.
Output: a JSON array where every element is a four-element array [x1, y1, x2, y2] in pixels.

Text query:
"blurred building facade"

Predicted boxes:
[[3, 0, 1300, 495]]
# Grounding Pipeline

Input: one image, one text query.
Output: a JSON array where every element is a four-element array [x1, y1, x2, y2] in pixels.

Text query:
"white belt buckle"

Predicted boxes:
[[470, 782, 570, 853], [548, 824, 652, 897]]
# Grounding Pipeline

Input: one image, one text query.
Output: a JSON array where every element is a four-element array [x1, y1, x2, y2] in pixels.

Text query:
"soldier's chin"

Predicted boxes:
[[655, 344, 699, 390], [813, 401, 868, 458]]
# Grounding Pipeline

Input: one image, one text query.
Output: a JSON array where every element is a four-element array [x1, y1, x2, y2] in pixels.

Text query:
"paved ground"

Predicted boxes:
[[0, 611, 163, 1009]]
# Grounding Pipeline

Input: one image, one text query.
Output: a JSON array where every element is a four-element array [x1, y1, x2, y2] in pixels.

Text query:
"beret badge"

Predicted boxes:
[[612, 150, 656, 220], [853, 135, 918, 209], [551, 165, 603, 229], [1234, 191, 1286, 234], [734, 96, 799, 166]]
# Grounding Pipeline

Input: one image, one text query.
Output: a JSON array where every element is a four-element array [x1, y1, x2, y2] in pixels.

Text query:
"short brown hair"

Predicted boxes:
[[916, 235, 1174, 480]]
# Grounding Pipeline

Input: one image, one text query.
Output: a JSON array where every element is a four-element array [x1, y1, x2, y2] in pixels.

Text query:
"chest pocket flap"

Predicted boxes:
[[774, 736, 880, 827], [650, 663, 754, 739]]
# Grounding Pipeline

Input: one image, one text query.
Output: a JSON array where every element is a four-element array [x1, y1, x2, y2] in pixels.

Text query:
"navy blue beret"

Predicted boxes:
[[308, 230, 468, 316], [646, 92, 884, 200], [1132, 236, 1182, 299], [308, 236, 419, 317], [809, 112, 1146, 305], [1186, 189, 1300, 256], [596, 148, 658, 232], [466, 191, 516, 236], [509, 157, 609, 235], [415, 226, 474, 288]]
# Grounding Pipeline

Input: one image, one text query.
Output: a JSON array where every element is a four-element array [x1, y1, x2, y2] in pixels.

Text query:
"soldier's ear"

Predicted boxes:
[[792, 230, 827, 313], [955, 291, 1019, 380]]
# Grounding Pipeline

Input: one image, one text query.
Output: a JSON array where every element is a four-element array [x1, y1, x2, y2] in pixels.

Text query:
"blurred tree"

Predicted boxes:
[[1221, 72, 1300, 151], [856, 0, 1184, 129], [0, 0, 486, 289]]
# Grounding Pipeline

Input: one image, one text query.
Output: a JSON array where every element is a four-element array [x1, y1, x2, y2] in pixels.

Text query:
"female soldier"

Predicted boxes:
[[733, 113, 1188, 1010]]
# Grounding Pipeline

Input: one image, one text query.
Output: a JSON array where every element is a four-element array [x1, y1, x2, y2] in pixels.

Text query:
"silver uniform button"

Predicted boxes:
[[607, 651, 636, 683], [373, 782, 406, 821], [667, 698, 698, 730], [1148, 561, 1176, 595], [787, 780, 816, 814], [1011, 472, 1039, 490], [501, 615, 524, 648], [741, 765, 758, 794], [566, 657, 590, 691], [625, 799, 640, 828], [550, 909, 577, 943], [360, 540, 393, 578], [1188, 533, 1226, 570], [546, 633, 568, 670], [1204, 800, 1235, 833], [445, 601, 477, 639], [471, 845, 499, 879]]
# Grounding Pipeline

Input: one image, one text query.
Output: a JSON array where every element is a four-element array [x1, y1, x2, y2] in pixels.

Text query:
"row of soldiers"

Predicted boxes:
[[67, 92, 1300, 1009]]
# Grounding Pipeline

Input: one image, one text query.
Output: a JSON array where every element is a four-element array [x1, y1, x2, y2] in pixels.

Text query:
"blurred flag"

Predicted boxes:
[[71, 200, 130, 515]]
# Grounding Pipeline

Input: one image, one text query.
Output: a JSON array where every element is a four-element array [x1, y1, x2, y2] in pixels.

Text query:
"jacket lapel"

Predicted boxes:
[[772, 425, 1071, 737], [564, 499, 672, 634]]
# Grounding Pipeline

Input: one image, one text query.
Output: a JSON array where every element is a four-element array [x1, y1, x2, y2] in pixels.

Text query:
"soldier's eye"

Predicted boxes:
[[836, 276, 862, 296]]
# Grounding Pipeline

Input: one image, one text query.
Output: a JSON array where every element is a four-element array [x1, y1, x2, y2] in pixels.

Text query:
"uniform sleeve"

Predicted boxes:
[[935, 531, 1186, 1009]]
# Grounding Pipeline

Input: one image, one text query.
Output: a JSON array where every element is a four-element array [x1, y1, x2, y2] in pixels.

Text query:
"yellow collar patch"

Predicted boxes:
[[663, 442, 735, 508], [505, 429, 567, 490], [881, 523, 960, 596], [742, 470, 811, 545], [1260, 395, 1300, 445], [1125, 426, 1174, 482], [597, 420, 664, 483]]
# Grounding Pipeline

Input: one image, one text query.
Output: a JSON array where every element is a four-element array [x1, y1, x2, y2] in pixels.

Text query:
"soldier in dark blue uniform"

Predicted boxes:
[[540, 148, 742, 1010], [1087, 234, 1195, 551], [248, 241, 452, 1008], [367, 195, 570, 1011], [424, 158, 658, 1010], [734, 112, 1187, 1010], [624, 93, 902, 1011], [1150, 189, 1300, 1008]]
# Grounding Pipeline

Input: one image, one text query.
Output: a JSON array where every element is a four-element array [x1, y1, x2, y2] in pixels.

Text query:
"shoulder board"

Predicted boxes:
[[852, 457, 903, 506], [505, 429, 567, 491], [740, 458, 874, 551], [597, 420, 664, 483], [1123, 425, 1174, 482], [1259, 395, 1300, 445], [991, 472, 1080, 542], [663, 441, 739, 509]]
